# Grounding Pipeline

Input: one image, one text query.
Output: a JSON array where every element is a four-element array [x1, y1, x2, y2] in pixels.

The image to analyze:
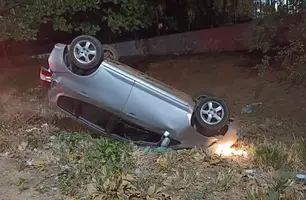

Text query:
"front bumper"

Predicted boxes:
[[172, 122, 240, 149]]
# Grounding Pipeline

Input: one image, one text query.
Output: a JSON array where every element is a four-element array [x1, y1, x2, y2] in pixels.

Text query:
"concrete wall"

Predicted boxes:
[[113, 22, 251, 57]]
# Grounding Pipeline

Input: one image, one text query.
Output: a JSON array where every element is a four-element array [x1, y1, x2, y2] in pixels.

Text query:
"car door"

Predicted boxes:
[[121, 80, 194, 135], [57, 68, 134, 115], [106, 60, 193, 133]]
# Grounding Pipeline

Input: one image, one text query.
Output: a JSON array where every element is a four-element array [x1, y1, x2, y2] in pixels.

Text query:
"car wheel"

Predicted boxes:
[[68, 35, 104, 70], [102, 44, 120, 61], [195, 97, 229, 130]]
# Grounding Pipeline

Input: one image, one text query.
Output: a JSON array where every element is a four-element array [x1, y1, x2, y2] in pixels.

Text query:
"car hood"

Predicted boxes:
[[103, 60, 195, 110]]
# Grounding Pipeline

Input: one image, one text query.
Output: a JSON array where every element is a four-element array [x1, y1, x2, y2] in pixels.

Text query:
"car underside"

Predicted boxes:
[[53, 94, 236, 150], [56, 95, 182, 146]]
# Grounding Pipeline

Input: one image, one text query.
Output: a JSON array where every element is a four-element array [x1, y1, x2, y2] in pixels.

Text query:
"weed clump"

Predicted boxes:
[[295, 138, 306, 168], [253, 141, 293, 170], [52, 132, 134, 197]]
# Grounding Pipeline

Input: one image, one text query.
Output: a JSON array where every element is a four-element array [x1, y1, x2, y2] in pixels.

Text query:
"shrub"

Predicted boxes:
[[248, 4, 306, 83]]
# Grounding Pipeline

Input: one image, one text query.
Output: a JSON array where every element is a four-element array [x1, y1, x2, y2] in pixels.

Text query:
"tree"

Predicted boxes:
[[0, 0, 154, 41], [212, 0, 254, 24], [248, 1, 306, 83]]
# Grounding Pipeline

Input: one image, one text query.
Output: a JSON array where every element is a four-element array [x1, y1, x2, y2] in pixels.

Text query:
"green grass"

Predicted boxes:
[[245, 139, 306, 200], [253, 140, 293, 170], [43, 134, 306, 200], [295, 138, 306, 168], [247, 168, 297, 200], [252, 138, 306, 170], [52, 132, 134, 199]]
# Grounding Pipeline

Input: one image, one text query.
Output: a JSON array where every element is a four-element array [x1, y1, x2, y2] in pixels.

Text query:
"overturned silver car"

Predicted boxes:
[[40, 35, 239, 149]]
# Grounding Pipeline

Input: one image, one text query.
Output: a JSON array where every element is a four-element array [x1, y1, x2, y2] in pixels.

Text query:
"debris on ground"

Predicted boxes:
[[25, 158, 34, 167], [241, 102, 263, 114], [143, 146, 172, 153], [245, 169, 256, 174], [296, 174, 306, 179], [245, 169, 256, 179], [18, 141, 28, 151]]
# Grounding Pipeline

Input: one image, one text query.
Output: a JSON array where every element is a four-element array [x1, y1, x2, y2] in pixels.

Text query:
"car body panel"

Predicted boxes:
[[122, 81, 193, 136], [103, 60, 195, 110], [45, 43, 239, 149]]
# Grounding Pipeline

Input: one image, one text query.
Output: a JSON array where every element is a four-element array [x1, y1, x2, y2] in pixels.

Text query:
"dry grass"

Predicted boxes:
[[130, 141, 306, 199], [0, 75, 61, 153], [0, 54, 306, 200]]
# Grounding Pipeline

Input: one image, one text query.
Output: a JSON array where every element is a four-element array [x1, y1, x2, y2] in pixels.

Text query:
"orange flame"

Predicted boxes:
[[215, 144, 248, 157]]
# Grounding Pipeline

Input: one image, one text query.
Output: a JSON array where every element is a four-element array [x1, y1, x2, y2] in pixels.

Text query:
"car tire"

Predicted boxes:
[[195, 97, 229, 130], [102, 44, 120, 61], [68, 35, 104, 70]]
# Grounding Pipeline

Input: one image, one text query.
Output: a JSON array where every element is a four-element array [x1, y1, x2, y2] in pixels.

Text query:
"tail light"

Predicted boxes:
[[40, 67, 52, 88]]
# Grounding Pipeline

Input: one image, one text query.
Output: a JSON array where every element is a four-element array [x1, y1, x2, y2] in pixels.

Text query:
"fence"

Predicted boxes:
[[253, 0, 305, 18]]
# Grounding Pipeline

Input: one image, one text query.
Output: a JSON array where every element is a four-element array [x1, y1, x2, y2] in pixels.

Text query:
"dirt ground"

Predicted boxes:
[[0, 156, 64, 200], [146, 53, 306, 140], [0, 52, 306, 199]]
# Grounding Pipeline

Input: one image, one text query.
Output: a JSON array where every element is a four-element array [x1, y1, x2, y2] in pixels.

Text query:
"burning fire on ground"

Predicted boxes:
[[209, 143, 248, 157], [214, 144, 248, 156]]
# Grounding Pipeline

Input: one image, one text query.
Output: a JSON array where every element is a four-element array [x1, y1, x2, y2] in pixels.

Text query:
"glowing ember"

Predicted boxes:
[[214, 144, 248, 157]]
